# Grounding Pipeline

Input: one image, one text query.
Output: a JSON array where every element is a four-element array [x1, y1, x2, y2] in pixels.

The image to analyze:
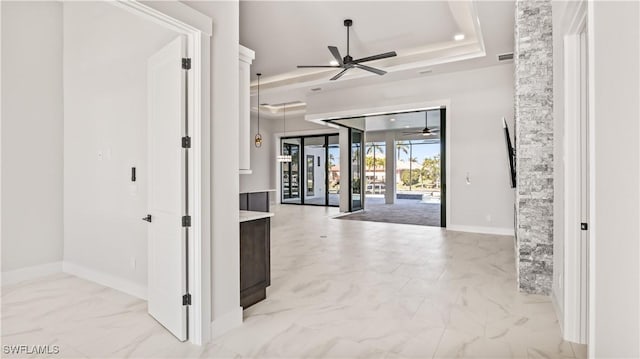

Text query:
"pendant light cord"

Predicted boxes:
[[256, 73, 261, 133], [282, 104, 286, 135]]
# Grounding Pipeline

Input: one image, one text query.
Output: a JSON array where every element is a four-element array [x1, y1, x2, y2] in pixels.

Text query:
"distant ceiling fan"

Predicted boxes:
[[403, 112, 440, 137], [297, 19, 397, 81]]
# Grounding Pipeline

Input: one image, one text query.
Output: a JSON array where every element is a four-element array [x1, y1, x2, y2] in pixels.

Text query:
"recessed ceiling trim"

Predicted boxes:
[[249, 1, 488, 95], [305, 99, 447, 126], [252, 43, 485, 94], [254, 101, 307, 115]]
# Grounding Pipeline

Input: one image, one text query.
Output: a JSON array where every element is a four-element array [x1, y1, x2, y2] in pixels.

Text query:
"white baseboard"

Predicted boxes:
[[2, 261, 63, 286], [551, 289, 564, 336], [62, 261, 147, 300], [210, 306, 243, 339], [447, 224, 514, 236]]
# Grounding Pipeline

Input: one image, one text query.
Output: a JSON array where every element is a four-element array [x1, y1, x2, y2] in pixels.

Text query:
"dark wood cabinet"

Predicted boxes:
[[239, 192, 270, 212], [240, 217, 270, 308]]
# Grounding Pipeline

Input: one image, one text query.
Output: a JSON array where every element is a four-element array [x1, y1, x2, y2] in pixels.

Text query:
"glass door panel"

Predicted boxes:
[[303, 136, 326, 206], [350, 129, 364, 211], [281, 138, 301, 204], [327, 135, 340, 207]]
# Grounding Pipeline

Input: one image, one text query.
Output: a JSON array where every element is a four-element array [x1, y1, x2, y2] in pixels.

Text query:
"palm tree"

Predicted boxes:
[[396, 141, 409, 161], [365, 156, 385, 169], [408, 156, 419, 190], [366, 143, 385, 184], [366, 143, 384, 157], [421, 155, 441, 188]]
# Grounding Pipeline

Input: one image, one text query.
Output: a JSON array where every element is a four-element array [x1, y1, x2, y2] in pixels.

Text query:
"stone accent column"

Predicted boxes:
[[514, 0, 554, 294]]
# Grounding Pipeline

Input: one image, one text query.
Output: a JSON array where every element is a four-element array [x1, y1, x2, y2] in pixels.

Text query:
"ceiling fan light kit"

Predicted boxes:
[[297, 19, 397, 81], [403, 112, 441, 137]]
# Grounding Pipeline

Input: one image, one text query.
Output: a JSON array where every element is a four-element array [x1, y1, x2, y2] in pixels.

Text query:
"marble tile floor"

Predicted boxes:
[[1, 204, 586, 358]]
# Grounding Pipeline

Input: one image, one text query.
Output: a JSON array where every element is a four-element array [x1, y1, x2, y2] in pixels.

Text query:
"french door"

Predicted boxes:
[[280, 134, 338, 207]]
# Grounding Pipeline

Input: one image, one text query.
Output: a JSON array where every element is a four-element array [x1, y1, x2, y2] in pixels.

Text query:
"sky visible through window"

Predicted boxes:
[[398, 143, 440, 160]]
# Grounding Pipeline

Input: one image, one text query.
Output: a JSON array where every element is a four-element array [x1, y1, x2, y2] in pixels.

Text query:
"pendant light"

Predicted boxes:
[[277, 104, 292, 162], [254, 73, 263, 148]]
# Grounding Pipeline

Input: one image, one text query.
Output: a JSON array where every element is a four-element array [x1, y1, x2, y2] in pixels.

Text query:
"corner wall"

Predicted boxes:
[[182, 1, 244, 337], [514, 0, 554, 295], [1, 2, 64, 277]]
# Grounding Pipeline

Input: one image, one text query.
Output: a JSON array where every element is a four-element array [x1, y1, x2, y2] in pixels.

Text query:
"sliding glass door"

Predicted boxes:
[[280, 134, 339, 207], [303, 136, 326, 205], [281, 138, 301, 204], [350, 129, 364, 211], [327, 135, 340, 206]]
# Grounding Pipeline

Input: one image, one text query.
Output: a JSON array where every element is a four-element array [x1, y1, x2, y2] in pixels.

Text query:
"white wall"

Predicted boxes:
[[63, 2, 177, 291], [239, 114, 276, 193], [306, 64, 516, 232], [588, 1, 640, 357], [182, 1, 243, 336], [1, 2, 64, 274]]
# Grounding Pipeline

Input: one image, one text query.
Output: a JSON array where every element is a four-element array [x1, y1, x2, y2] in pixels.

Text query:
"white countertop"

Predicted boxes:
[[239, 189, 276, 194], [239, 210, 274, 223]]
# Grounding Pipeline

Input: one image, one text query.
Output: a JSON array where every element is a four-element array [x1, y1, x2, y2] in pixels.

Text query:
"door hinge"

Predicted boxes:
[[581, 222, 589, 231], [182, 136, 191, 149], [182, 58, 191, 70], [182, 293, 191, 306], [182, 215, 191, 227]]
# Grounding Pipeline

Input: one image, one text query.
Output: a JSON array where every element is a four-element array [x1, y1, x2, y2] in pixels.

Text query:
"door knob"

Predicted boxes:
[[142, 214, 152, 223]]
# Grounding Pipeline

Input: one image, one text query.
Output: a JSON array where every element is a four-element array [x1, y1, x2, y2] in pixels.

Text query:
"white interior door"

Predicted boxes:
[[147, 36, 188, 341]]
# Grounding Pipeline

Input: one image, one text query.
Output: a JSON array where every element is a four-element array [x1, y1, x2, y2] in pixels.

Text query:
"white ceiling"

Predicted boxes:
[[329, 109, 442, 132], [241, 0, 515, 116], [241, 1, 464, 78]]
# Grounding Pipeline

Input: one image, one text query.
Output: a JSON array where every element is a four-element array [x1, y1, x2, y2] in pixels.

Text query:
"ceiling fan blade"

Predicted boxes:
[[330, 68, 349, 81], [297, 65, 342, 68], [328, 46, 344, 66], [354, 63, 386, 76], [353, 51, 397, 63]]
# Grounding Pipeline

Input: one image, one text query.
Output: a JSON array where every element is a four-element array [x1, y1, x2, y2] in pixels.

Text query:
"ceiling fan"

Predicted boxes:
[[403, 112, 440, 137], [297, 19, 397, 81]]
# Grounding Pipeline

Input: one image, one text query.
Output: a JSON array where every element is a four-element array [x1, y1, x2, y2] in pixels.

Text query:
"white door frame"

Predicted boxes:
[[109, 1, 212, 345], [561, 0, 589, 345]]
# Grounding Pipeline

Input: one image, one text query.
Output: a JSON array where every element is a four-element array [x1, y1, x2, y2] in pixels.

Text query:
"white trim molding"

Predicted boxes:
[[447, 225, 514, 236], [63, 261, 147, 300], [559, 0, 589, 345], [1, 262, 63, 286]]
